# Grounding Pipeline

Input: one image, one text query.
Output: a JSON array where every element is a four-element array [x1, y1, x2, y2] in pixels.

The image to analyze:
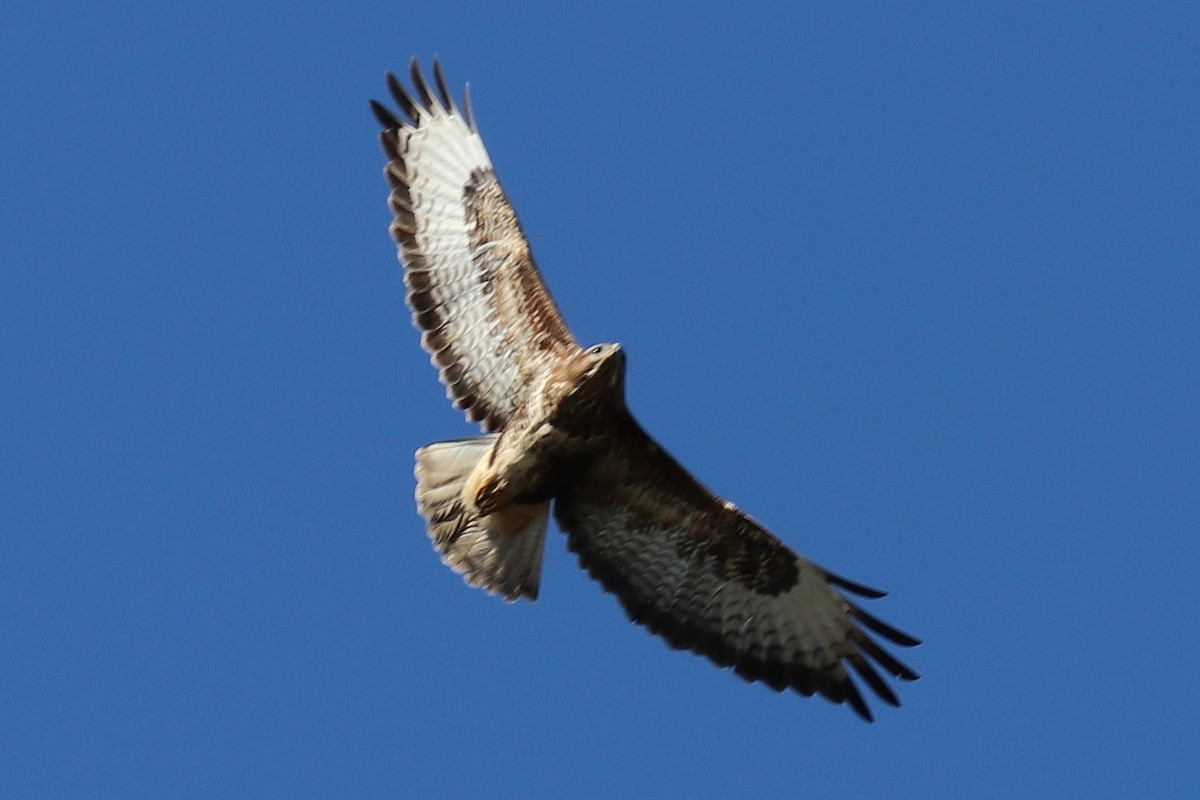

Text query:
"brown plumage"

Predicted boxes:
[[372, 59, 920, 721]]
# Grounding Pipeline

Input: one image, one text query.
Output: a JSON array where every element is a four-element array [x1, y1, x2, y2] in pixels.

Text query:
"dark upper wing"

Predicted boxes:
[[371, 60, 579, 431], [554, 419, 920, 722]]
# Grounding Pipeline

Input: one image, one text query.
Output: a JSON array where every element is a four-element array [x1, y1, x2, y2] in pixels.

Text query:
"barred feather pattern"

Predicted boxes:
[[372, 60, 578, 432]]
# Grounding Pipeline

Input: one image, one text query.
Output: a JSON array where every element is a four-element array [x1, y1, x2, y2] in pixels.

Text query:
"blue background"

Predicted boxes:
[[4, 2, 1197, 797]]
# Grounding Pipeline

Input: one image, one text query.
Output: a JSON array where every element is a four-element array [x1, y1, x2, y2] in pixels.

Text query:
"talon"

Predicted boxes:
[[475, 476, 504, 515]]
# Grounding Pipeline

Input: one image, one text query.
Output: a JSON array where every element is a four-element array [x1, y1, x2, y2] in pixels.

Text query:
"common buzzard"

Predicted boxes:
[[371, 60, 919, 721]]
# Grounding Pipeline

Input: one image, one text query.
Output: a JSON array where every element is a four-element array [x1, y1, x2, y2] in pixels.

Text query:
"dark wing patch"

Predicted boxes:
[[674, 514, 799, 595], [554, 419, 920, 722]]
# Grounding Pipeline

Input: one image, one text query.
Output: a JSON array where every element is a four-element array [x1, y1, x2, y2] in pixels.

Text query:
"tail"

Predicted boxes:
[[414, 436, 549, 601]]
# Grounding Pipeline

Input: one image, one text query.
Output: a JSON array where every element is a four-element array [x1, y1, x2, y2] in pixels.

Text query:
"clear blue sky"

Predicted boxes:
[[3, 2, 1198, 797]]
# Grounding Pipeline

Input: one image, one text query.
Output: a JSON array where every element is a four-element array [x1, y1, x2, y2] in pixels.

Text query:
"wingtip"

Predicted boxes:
[[432, 57, 456, 112], [850, 601, 922, 649], [370, 99, 400, 129], [409, 57, 436, 109], [385, 70, 418, 122], [843, 681, 875, 723], [848, 653, 901, 709], [382, 57, 474, 129], [823, 567, 888, 599], [463, 82, 477, 131]]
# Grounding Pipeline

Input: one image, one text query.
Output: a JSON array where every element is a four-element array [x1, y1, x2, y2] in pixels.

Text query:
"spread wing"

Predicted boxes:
[[554, 420, 920, 722], [371, 60, 579, 431]]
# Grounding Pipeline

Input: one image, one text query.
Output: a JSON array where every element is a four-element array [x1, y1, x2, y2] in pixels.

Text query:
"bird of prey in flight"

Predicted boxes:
[[371, 60, 920, 721]]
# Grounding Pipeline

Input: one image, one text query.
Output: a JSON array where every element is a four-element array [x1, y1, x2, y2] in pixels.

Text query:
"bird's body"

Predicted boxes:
[[372, 61, 920, 721]]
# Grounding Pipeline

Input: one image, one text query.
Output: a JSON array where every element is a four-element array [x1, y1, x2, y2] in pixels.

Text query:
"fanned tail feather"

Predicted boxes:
[[414, 436, 549, 601]]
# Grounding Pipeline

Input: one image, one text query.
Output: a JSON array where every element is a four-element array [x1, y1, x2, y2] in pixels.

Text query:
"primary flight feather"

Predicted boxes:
[[371, 59, 919, 721]]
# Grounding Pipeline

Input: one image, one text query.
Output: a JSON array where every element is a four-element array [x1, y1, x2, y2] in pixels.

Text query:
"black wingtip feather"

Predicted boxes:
[[841, 680, 874, 723], [409, 58, 436, 110], [849, 601, 922, 648], [370, 100, 401, 130], [849, 654, 901, 708], [823, 568, 887, 599], [857, 635, 921, 682], [432, 59, 455, 112], [386, 71, 418, 122]]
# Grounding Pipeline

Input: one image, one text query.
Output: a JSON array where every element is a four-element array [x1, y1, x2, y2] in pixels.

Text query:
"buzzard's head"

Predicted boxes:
[[579, 342, 625, 390], [550, 343, 627, 430]]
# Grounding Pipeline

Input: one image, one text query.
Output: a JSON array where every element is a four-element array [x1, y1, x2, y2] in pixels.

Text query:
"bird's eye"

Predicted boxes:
[[588, 345, 604, 355]]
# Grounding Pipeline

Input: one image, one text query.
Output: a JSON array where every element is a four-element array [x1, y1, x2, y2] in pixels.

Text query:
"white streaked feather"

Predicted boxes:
[[377, 63, 579, 430]]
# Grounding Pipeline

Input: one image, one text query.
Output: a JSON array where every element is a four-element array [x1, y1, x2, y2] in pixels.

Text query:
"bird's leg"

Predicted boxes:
[[473, 473, 511, 516], [467, 421, 558, 517]]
